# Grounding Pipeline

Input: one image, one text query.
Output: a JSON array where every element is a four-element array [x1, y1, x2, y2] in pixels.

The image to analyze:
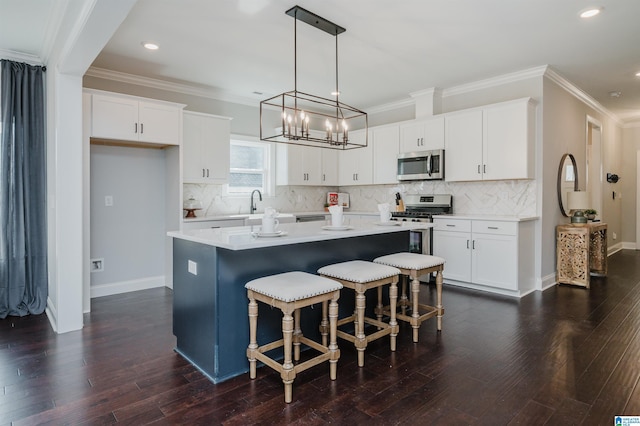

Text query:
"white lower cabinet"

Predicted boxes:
[[432, 217, 535, 297]]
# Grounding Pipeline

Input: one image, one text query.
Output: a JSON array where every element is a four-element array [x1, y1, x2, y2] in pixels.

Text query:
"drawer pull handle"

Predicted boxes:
[[446, 224, 456, 227], [488, 226, 499, 229]]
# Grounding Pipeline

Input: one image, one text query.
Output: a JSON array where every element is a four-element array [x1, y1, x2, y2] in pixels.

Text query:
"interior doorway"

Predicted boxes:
[[586, 116, 603, 219]]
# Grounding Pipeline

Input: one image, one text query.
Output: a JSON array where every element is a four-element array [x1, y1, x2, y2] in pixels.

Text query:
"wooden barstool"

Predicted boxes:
[[373, 253, 445, 342], [318, 260, 400, 367], [245, 271, 342, 403]]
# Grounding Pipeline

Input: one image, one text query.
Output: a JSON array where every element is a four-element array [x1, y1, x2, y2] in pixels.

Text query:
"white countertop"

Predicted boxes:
[[169, 219, 432, 250], [182, 211, 379, 223]]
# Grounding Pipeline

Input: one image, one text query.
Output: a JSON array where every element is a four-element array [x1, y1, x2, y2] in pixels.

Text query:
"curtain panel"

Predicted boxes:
[[0, 59, 48, 318]]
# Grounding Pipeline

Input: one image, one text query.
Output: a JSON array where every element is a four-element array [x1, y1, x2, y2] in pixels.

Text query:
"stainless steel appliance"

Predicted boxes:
[[397, 149, 445, 181], [391, 194, 453, 255]]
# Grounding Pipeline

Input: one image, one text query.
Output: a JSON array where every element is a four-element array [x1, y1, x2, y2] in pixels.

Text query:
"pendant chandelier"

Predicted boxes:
[[260, 5, 368, 150]]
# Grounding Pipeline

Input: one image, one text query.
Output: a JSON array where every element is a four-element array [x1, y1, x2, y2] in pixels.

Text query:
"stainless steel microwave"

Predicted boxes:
[[397, 149, 444, 181]]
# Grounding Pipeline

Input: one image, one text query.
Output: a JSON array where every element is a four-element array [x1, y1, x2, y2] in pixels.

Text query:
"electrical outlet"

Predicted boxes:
[[500, 191, 509, 200], [612, 232, 617, 240], [90, 258, 104, 272], [188, 260, 198, 275], [105, 195, 113, 207]]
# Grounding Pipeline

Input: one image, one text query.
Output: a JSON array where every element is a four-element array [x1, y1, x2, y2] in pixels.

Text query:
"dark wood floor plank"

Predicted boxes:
[[3, 252, 640, 424], [506, 400, 555, 425]]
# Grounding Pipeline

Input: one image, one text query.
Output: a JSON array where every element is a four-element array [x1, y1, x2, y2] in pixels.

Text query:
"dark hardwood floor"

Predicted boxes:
[[3, 250, 640, 425]]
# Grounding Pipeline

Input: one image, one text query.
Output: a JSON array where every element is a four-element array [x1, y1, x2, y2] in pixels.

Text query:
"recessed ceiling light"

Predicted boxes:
[[580, 7, 603, 18], [142, 42, 159, 50], [635, 71, 640, 77], [609, 91, 622, 98]]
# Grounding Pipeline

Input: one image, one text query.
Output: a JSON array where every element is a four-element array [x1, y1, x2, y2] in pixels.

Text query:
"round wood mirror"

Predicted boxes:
[[557, 153, 579, 217]]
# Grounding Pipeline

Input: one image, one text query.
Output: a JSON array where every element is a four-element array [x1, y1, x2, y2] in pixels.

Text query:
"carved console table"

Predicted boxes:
[[556, 222, 607, 288]]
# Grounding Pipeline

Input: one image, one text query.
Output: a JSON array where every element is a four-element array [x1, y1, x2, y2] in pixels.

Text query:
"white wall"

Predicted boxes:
[[89, 145, 167, 296], [621, 124, 640, 244], [44, 1, 136, 333]]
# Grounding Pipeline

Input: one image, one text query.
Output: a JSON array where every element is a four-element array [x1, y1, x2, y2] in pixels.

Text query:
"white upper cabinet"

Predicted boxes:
[[276, 144, 323, 186], [444, 109, 484, 182], [372, 124, 400, 184], [183, 111, 232, 184], [89, 91, 184, 145], [445, 98, 535, 182], [338, 129, 373, 186], [482, 98, 535, 181], [321, 148, 339, 186], [399, 116, 445, 153]]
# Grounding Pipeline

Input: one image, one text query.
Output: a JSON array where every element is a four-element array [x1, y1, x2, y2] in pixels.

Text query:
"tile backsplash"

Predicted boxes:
[[183, 180, 536, 217]]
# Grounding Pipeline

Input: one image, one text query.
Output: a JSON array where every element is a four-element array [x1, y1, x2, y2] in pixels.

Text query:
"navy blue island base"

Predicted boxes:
[[172, 231, 409, 383]]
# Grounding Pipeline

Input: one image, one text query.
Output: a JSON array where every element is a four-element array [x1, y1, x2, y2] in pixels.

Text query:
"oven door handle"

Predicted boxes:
[[426, 153, 432, 176]]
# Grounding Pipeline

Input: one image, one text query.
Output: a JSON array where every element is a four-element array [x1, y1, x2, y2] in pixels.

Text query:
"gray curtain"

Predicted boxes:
[[0, 59, 48, 318]]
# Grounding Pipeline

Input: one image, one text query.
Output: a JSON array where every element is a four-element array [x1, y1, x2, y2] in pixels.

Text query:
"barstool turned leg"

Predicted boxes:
[[281, 307, 295, 403], [410, 271, 421, 342], [375, 286, 384, 330], [436, 269, 444, 331], [328, 293, 340, 380], [400, 276, 409, 315], [293, 308, 302, 361], [389, 279, 398, 352], [355, 286, 367, 367], [247, 294, 258, 379], [320, 300, 329, 347]]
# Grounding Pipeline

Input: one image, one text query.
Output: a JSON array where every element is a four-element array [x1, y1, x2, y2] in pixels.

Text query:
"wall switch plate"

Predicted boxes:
[[188, 260, 197, 275], [90, 258, 104, 272], [105, 195, 113, 206], [612, 232, 617, 240]]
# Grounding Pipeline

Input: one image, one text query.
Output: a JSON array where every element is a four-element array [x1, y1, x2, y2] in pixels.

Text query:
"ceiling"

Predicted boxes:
[[3, 0, 640, 122]]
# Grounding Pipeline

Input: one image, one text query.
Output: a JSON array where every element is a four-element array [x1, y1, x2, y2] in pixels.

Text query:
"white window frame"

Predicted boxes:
[[225, 135, 275, 196]]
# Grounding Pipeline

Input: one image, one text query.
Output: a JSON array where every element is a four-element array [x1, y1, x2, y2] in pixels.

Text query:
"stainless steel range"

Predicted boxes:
[[391, 194, 453, 255]]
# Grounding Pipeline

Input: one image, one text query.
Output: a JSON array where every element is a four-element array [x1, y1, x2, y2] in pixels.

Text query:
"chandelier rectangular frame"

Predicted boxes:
[[259, 5, 368, 150]]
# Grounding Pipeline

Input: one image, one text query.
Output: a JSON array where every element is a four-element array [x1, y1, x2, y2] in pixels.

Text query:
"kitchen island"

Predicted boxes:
[[167, 220, 431, 383]]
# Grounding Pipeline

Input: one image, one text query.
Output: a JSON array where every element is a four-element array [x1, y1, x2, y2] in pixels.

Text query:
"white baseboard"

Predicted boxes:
[[608, 242, 623, 256], [45, 296, 58, 332], [91, 276, 166, 298], [621, 241, 637, 250], [539, 273, 557, 291]]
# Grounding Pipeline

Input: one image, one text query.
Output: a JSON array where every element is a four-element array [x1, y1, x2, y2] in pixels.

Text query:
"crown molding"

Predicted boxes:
[[543, 66, 622, 126], [86, 65, 630, 125], [85, 67, 259, 107], [0, 49, 43, 66], [443, 66, 548, 97], [366, 97, 415, 115]]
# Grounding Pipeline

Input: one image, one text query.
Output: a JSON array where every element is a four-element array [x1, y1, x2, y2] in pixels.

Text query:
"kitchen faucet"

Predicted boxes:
[[250, 189, 262, 213]]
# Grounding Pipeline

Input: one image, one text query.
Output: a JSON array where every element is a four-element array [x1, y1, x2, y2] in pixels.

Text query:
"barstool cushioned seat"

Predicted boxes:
[[318, 260, 400, 367], [374, 253, 445, 343], [375, 253, 446, 271], [245, 271, 343, 302], [245, 271, 342, 403]]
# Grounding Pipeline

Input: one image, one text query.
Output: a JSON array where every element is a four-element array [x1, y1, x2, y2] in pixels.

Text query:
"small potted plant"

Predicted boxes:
[[584, 209, 597, 220], [324, 202, 330, 212]]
